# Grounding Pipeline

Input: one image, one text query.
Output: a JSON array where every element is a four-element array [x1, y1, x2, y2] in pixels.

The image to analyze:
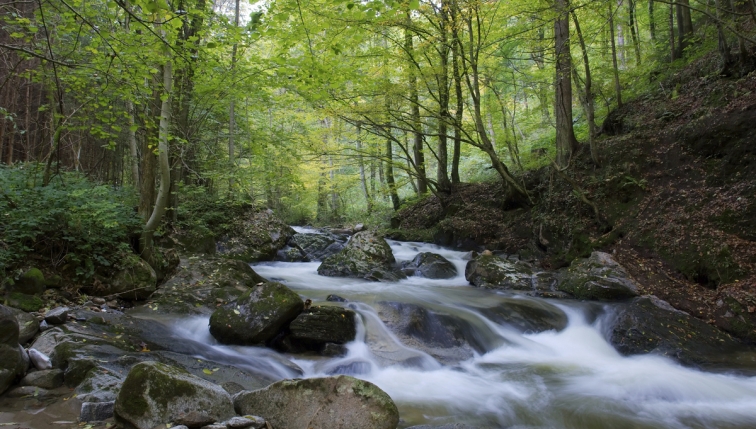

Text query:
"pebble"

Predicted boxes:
[[92, 297, 106, 305], [44, 306, 69, 325], [80, 401, 115, 422], [27, 348, 52, 370]]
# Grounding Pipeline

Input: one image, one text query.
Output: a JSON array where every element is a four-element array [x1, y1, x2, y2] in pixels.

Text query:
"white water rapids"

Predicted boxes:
[[170, 236, 756, 429]]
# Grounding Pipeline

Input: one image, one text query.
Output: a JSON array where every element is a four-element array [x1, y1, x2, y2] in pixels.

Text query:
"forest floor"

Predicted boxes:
[[390, 52, 756, 344]]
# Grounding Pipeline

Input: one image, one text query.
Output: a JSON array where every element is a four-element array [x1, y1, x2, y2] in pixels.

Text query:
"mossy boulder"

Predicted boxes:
[[6, 291, 44, 312], [149, 257, 268, 315], [557, 252, 638, 300], [403, 252, 458, 279], [233, 375, 399, 429], [0, 304, 20, 345], [209, 282, 304, 345], [114, 361, 235, 429], [465, 253, 534, 290], [147, 247, 180, 283], [284, 233, 346, 262], [477, 297, 568, 333], [9, 307, 39, 344], [8, 267, 46, 296], [317, 231, 405, 282], [0, 343, 27, 395], [275, 305, 356, 353], [91, 255, 157, 301], [610, 296, 756, 371], [217, 208, 295, 262]]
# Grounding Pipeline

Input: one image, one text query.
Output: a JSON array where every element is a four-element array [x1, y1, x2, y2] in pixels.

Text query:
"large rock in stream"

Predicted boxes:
[[216, 208, 295, 262], [402, 252, 457, 279], [0, 304, 28, 395], [317, 231, 406, 281], [465, 253, 535, 291], [209, 282, 304, 345], [274, 305, 357, 354], [557, 251, 638, 300], [114, 361, 235, 429], [148, 257, 268, 315], [276, 232, 347, 262], [88, 254, 158, 301], [234, 375, 399, 429], [610, 296, 756, 371]]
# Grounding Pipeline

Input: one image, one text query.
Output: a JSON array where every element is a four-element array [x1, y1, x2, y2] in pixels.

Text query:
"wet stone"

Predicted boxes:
[[225, 416, 266, 429], [44, 306, 69, 325], [80, 401, 115, 422], [19, 369, 64, 389]]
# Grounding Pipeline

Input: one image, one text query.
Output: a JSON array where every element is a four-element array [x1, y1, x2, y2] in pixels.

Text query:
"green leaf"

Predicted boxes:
[[409, 0, 419, 10]]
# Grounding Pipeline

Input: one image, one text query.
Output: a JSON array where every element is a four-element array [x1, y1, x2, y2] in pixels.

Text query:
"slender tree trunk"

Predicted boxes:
[[649, 0, 657, 40], [459, 12, 529, 204], [405, 14, 427, 195], [436, 0, 452, 194], [356, 123, 372, 214], [669, 4, 677, 60], [571, 11, 599, 166], [555, 0, 578, 167], [609, 3, 624, 107], [128, 101, 140, 187], [141, 61, 173, 255], [228, 0, 240, 193], [385, 132, 400, 210], [714, 0, 731, 72], [451, 3, 463, 184], [628, 0, 642, 65]]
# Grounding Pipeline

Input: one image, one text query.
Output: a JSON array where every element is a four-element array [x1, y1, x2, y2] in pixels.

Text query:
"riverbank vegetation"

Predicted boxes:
[[1, 0, 755, 339]]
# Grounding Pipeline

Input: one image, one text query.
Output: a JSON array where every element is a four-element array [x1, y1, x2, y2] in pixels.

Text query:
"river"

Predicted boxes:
[[169, 234, 756, 429]]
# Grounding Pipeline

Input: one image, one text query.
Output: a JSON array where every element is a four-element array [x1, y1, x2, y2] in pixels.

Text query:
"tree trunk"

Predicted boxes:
[[628, 0, 642, 65], [554, 0, 578, 167], [571, 11, 599, 166], [405, 14, 427, 195], [649, 0, 656, 40], [436, 0, 452, 193], [356, 123, 372, 214], [669, 3, 676, 60], [609, 3, 624, 107], [228, 0, 240, 193], [385, 134, 400, 211], [141, 61, 173, 256], [451, 3, 463, 184]]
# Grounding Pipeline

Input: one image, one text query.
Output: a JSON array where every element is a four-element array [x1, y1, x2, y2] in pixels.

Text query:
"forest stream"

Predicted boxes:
[[3, 229, 756, 429], [138, 230, 756, 428]]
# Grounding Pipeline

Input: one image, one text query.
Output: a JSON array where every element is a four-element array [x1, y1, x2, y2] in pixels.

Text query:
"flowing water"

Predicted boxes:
[[169, 236, 756, 429]]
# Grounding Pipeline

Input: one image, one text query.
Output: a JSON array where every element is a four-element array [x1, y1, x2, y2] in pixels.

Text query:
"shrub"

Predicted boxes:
[[0, 165, 141, 279]]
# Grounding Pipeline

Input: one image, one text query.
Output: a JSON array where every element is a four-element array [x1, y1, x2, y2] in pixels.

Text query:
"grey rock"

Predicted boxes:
[[200, 425, 226, 429], [326, 294, 347, 302], [404, 252, 457, 279], [557, 252, 638, 300], [0, 343, 27, 394], [225, 416, 266, 429], [478, 298, 568, 333], [0, 304, 20, 345], [465, 254, 534, 291], [317, 231, 406, 282], [114, 361, 235, 429], [101, 256, 158, 301], [44, 306, 70, 325], [80, 401, 115, 422], [209, 282, 304, 345], [5, 385, 53, 398], [19, 368, 64, 389], [216, 208, 295, 262], [288, 306, 356, 345], [234, 375, 398, 429], [287, 233, 346, 262], [39, 320, 51, 331], [220, 381, 246, 396], [27, 348, 52, 370], [9, 308, 39, 344], [610, 296, 756, 371], [149, 257, 268, 315]]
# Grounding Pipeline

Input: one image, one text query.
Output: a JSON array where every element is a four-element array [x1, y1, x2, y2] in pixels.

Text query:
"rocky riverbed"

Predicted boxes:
[[2, 227, 756, 429]]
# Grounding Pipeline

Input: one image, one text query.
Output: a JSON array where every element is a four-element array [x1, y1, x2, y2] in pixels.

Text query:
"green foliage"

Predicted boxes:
[[175, 185, 253, 237], [0, 165, 141, 278]]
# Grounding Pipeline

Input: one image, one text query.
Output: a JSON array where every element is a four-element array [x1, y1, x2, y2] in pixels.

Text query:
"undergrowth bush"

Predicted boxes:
[[0, 165, 141, 278]]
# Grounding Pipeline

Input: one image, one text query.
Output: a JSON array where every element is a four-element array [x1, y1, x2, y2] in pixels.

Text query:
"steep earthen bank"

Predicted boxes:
[[389, 60, 756, 344]]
